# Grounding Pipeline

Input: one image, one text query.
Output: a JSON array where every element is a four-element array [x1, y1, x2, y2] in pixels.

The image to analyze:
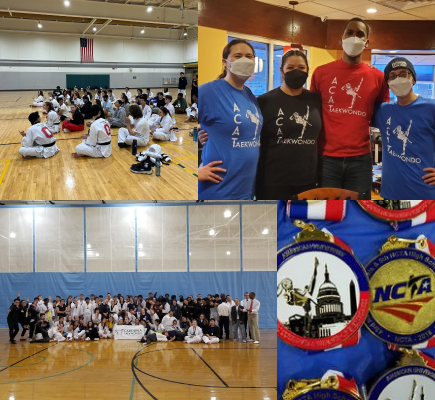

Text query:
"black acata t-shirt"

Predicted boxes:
[[255, 88, 322, 197]]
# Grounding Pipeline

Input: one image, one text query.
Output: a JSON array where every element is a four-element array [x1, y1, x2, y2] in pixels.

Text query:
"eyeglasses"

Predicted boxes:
[[388, 71, 412, 81]]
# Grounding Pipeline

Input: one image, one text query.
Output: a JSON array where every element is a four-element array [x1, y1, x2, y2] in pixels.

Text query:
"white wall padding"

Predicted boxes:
[[86, 207, 135, 272], [137, 206, 187, 272], [242, 204, 277, 271], [189, 205, 241, 272], [0, 208, 33, 273], [35, 208, 84, 273]]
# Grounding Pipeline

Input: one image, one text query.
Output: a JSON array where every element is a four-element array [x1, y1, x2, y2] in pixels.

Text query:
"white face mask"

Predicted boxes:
[[226, 57, 255, 78], [342, 36, 367, 57], [388, 77, 413, 97]]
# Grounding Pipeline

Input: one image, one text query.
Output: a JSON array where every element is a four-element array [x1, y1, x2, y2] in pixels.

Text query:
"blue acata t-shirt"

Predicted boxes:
[[374, 96, 435, 199], [199, 79, 263, 200]]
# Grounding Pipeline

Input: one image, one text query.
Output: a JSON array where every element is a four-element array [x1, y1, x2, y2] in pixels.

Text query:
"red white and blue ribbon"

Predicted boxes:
[[394, 205, 435, 230], [321, 370, 360, 397], [408, 235, 435, 350], [287, 200, 347, 222]]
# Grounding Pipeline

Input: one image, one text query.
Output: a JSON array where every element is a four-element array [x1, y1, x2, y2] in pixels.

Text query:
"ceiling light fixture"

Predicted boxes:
[[38, 21, 42, 28], [147, 6, 153, 12], [64, 0, 70, 6], [209, 229, 215, 236], [141, 28, 145, 34], [262, 229, 269, 235], [224, 210, 231, 218], [367, 8, 377, 13], [93, 26, 97, 32]]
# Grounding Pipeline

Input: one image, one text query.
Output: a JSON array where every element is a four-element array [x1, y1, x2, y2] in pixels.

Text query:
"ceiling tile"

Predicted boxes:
[[379, 11, 425, 20], [292, 2, 338, 16], [406, 4, 435, 18], [314, 0, 372, 10], [344, 3, 400, 17]]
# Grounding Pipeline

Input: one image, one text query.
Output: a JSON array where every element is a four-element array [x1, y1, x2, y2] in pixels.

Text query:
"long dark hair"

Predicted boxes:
[[218, 39, 256, 79], [281, 50, 309, 74], [45, 101, 54, 113]]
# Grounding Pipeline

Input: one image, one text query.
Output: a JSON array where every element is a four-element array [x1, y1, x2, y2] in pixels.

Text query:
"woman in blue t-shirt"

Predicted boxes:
[[198, 39, 263, 200]]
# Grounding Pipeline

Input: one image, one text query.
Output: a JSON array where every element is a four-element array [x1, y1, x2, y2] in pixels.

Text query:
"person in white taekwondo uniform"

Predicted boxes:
[[202, 318, 220, 344], [71, 299, 82, 319], [186, 95, 198, 122], [82, 297, 94, 324], [19, 112, 60, 159], [124, 87, 132, 101], [72, 105, 112, 158], [118, 104, 150, 148], [139, 96, 152, 121], [150, 107, 177, 142], [43, 102, 61, 134], [244, 292, 260, 344], [109, 299, 119, 323], [30, 91, 45, 107], [183, 319, 203, 343], [162, 310, 177, 332]]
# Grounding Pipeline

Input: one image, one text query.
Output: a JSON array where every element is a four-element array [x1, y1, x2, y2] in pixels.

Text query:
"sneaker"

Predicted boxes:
[[161, 153, 172, 163], [85, 337, 90, 341], [118, 142, 128, 148], [63, 128, 70, 133], [10, 340, 16, 344], [130, 162, 153, 175], [242, 340, 246, 343], [254, 341, 260, 344], [247, 339, 254, 342], [94, 338, 99, 341]]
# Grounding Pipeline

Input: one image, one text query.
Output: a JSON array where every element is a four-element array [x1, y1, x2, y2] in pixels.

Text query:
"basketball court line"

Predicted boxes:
[[0, 135, 119, 146], [0, 160, 11, 186], [131, 342, 158, 400], [191, 348, 229, 387], [0, 342, 58, 373], [132, 347, 277, 389]]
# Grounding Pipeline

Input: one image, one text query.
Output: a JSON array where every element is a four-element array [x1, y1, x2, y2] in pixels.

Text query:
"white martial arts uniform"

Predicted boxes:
[[184, 326, 203, 343], [58, 103, 69, 119], [109, 93, 116, 103], [118, 117, 150, 147], [165, 103, 175, 118], [109, 304, 119, 323], [186, 103, 198, 119], [82, 303, 94, 324], [99, 324, 113, 338], [141, 104, 152, 121], [163, 91, 170, 97], [32, 95, 44, 107], [71, 303, 81, 318], [75, 118, 112, 158], [19, 123, 60, 158], [50, 99, 60, 112], [64, 94, 70, 105], [152, 114, 177, 142], [162, 315, 176, 332], [146, 91, 154, 99], [45, 110, 61, 134], [124, 91, 132, 101], [92, 313, 102, 324], [162, 303, 170, 315]]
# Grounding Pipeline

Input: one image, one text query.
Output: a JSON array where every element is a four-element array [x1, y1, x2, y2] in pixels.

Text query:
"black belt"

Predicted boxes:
[[41, 142, 56, 148], [98, 141, 111, 146], [54, 123, 60, 125]]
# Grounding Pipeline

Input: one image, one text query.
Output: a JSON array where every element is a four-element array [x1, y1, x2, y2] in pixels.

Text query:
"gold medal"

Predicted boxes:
[[365, 235, 435, 346]]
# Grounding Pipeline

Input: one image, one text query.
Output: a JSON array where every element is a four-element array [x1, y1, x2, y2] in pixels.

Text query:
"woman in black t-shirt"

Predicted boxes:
[[57, 299, 67, 320], [255, 50, 322, 199]]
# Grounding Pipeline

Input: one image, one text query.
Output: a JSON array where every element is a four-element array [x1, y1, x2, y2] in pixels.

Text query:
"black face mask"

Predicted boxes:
[[284, 69, 308, 89]]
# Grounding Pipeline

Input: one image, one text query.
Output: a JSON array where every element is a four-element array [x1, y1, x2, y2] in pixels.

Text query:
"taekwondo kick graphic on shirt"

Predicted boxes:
[[310, 59, 389, 157], [373, 96, 435, 199], [199, 79, 263, 200]]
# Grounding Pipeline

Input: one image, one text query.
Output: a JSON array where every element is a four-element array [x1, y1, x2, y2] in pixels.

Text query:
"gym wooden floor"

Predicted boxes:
[[0, 89, 198, 200], [0, 329, 276, 400]]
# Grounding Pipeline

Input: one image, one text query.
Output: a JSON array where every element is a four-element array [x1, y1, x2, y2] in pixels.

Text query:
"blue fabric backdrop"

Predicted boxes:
[[1, 271, 275, 329], [277, 200, 435, 398]]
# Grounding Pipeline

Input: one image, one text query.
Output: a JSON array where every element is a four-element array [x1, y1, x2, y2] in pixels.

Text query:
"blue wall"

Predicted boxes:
[[0, 271, 275, 329]]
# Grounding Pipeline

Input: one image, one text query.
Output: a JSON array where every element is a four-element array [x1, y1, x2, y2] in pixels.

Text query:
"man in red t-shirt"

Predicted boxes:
[[310, 18, 390, 199]]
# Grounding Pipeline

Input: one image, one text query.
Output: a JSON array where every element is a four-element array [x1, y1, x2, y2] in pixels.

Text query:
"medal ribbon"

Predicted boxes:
[[321, 371, 360, 397], [393, 203, 435, 230], [287, 200, 347, 221]]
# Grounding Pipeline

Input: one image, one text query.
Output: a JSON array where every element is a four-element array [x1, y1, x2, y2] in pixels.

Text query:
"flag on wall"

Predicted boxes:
[[80, 38, 94, 63]]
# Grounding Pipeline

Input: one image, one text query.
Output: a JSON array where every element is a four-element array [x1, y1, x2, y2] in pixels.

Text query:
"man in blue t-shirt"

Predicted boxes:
[[373, 57, 435, 199]]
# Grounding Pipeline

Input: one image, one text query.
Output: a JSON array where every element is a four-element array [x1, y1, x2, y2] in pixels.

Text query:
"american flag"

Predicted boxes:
[[80, 38, 94, 63]]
